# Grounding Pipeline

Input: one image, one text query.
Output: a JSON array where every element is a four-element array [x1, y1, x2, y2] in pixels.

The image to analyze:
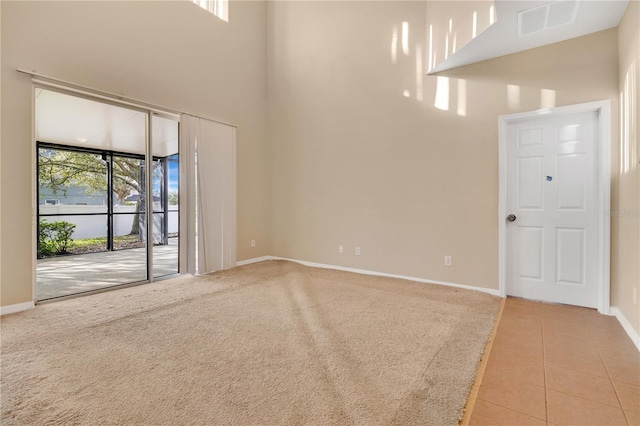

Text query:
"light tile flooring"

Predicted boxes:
[[468, 297, 640, 426]]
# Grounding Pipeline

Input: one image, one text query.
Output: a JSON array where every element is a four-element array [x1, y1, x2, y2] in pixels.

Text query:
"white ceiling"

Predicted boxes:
[[35, 89, 179, 157], [429, 0, 629, 74]]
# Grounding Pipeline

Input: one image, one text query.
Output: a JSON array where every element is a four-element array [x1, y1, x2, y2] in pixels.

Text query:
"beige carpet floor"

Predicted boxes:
[[1, 260, 500, 425]]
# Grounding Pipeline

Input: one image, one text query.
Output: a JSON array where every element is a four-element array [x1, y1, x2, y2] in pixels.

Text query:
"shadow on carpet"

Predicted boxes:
[[1, 260, 500, 425]]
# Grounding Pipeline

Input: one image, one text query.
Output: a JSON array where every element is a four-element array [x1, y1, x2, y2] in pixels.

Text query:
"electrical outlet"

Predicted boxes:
[[355, 247, 361, 256], [339, 245, 344, 253], [251, 240, 256, 248], [444, 256, 452, 266]]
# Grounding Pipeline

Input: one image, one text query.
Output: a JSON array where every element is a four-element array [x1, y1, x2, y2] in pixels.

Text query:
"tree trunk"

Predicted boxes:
[[129, 199, 144, 241]]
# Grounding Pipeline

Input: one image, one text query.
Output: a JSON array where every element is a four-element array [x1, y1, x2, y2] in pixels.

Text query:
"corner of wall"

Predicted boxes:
[[613, 0, 640, 342]]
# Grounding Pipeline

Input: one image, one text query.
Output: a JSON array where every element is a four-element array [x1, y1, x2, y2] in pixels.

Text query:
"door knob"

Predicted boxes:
[[507, 214, 517, 222]]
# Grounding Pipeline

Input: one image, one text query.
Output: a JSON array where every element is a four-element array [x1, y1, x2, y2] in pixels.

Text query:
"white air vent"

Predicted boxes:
[[518, 1, 580, 37]]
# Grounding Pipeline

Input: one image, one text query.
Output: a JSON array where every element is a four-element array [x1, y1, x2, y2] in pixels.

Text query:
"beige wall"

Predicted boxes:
[[268, 1, 619, 291], [0, 1, 270, 306], [426, 0, 494, 72], [614, 0, 640, 337], [1, 0, 633, 320]]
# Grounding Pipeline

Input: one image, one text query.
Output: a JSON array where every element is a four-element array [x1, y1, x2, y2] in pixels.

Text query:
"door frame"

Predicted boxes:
[[31, 81, 181, 303], [498, 100, 611, 314]]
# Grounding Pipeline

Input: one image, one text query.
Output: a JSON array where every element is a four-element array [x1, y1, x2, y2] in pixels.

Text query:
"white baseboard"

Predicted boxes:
[[610, 307, 640, 352], [269, 256, 501, 297], [0, 301, 35, 316], [236, 256, 273, 267]]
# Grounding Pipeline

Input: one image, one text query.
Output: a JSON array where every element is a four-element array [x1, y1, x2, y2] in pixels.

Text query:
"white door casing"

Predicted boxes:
[[499, 101, 611, 313]]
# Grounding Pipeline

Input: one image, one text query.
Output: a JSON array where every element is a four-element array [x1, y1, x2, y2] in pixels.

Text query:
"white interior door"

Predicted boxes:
[[506, 110, 600, 308]]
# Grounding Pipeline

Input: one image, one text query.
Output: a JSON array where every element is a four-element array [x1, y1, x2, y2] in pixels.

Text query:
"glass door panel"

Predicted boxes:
[[35, 89, 179, 301], [152, 116, 179, 278], [35, 88, 150, 300], [36, 214, 108, 300], [112, 154, 148, 281]]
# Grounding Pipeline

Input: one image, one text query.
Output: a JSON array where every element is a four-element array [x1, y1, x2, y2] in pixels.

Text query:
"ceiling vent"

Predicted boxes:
[[518, 1, 580, 37]]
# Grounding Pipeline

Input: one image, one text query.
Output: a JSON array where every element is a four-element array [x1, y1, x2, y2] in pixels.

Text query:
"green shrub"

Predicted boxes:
[[39, 219, 76, 256]]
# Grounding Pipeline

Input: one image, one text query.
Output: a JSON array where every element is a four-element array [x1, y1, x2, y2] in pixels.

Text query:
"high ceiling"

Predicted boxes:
[[35, 89, 179, 157], [429, 0, 629, 73], [34, 2, 631, 135]]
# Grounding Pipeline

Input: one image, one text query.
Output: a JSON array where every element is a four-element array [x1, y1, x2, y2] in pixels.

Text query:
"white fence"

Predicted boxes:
[[39, 205, 179, 239]]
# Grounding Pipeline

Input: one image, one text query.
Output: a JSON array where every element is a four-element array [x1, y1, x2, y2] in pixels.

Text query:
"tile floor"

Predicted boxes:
[[468, 297, 640, 426]]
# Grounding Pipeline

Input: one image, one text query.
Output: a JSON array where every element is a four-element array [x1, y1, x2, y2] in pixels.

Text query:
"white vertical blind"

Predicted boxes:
[[179, 114, 236, 275]]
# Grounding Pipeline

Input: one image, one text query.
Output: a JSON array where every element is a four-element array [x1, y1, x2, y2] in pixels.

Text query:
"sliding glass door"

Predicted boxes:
[[35, 88, 179, 300], [151, 115, 179, 278]]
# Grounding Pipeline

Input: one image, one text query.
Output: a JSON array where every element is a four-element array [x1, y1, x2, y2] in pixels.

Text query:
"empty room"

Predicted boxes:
[[1, 0, 638, 425]]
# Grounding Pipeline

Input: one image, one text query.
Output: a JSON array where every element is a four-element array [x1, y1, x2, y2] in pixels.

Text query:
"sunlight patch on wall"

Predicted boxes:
[[428, 25, 434, 72], [434, 76, 450, 111], [192, 0, 228, 22], [507, 84, 520, 109], [445, 19, 453, 60], [416, 44, 424, 102], [390, 20, 424, 103], [426, 1, 495, 73], [391, 26, 398, 64], [473, 11, 478, 38], [540, 89, 556, 109], [445, 34, 449, 60], [457, 79, 467, 117], [620, 62, 637, 175], [402, 22, 410, 56]]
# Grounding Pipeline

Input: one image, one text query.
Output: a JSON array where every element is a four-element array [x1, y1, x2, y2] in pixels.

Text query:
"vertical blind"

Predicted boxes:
[[179, 114, 236, 275]]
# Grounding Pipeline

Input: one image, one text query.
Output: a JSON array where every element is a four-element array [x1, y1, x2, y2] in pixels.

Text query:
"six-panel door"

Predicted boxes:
[[506, 111, 599, 308]]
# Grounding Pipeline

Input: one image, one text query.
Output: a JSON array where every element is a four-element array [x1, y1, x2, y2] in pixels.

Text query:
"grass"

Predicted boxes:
[[71, 234, 141, 249], [69, 234, 145, 254], [41, 233, 179, 257]]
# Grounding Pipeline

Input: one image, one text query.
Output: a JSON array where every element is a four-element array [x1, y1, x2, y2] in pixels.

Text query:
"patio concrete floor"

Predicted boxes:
[[36, 238, 178, 300]]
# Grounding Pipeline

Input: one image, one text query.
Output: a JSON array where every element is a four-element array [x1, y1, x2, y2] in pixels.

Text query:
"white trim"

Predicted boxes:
[[596, 103, 611, 315], [498, 114, 509, 298], [610, 307, 640, 352], [270, 256, 501, 297], [498, 100, 611, 313], [0, 301, 35, 316], [31, 83, 37, 301], [236, 256, 272, 266]]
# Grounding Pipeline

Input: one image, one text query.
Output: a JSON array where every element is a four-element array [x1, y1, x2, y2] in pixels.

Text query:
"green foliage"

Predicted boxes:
[[168, 191, 179, 205], [70, 234, 141, 250], [38, 149, 146, 204], [39, 148, 158, 235], [39, 219, 76, 256], [38, 149, 108, 197]]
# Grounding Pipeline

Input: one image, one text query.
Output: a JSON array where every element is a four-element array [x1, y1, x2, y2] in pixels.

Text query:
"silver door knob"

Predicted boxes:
[[507, 214, 517, 222]]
